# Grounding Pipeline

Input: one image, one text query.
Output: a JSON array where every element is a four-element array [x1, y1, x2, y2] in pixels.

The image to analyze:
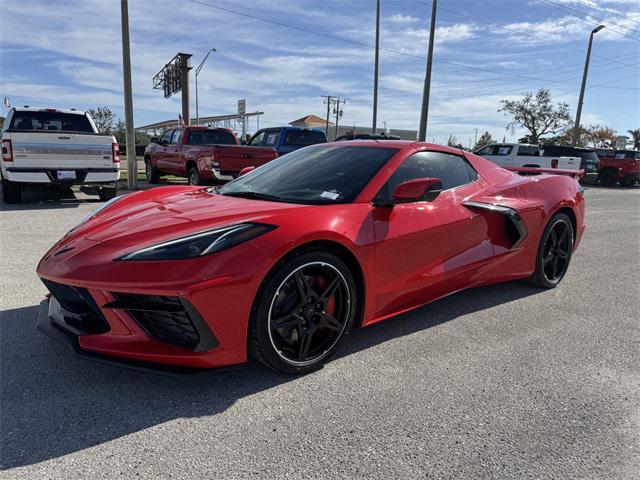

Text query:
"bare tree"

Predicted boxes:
[[500, 89, 573, 144]]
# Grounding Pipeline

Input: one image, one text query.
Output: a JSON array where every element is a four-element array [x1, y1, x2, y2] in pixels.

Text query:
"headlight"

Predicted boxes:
[[68, 194, 123, 234], [117, 223, 276, 261]]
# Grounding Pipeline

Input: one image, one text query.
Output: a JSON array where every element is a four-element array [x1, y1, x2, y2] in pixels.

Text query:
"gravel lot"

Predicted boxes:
[[1, 184, 639, 479]]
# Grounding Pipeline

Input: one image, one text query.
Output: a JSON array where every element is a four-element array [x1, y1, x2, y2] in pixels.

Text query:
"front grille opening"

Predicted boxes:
[[41, 279, 111, 335], [106, 293, 216, 352]]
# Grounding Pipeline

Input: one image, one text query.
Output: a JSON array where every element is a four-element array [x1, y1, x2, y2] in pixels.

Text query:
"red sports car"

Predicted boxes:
[[36, 141, 585, 374]]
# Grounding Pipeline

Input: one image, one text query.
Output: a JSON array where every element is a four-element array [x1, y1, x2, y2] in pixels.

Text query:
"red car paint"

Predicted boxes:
[[37, 141, 585, 369], [144, 126, 278, 182]]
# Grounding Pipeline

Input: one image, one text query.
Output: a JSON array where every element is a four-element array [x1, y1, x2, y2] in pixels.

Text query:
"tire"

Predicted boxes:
[[2, 179, 22, 204], [249, 250, 358, 374], [187, 166, 202, 186], [145, 160, 160, 184], [600, 170, 618, 187], [98, 186, 117, 201], [528, 212, 574, 289]]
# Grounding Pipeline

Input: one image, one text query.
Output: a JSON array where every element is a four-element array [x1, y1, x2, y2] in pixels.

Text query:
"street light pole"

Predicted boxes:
[[572, 25, 605, 146], [418, 0, 437, 141], [195, 48, 217, 125], [120, 0, 136, 190], [372, 0, 380, 135]]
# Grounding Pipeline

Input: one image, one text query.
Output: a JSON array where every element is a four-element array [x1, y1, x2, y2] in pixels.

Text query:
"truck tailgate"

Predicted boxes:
[[8, 132, 115, 169], [216, 145, 278, 174]]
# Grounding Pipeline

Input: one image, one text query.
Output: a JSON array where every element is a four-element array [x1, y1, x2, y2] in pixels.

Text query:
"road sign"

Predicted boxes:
[[153, 53, 192, 99], [237, 99, 246, 117]]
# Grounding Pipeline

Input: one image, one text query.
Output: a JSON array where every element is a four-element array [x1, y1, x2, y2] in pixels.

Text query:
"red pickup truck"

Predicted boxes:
[[144, 126, 278, 185], [596, 150, 640, 187]]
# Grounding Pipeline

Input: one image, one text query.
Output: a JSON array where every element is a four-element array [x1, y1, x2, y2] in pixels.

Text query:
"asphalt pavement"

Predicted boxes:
[[1, 184, 638, 479]]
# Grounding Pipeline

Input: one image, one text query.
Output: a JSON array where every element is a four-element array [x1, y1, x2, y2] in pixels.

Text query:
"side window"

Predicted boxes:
[[518, 145, 540, 156], [171, 129, 183, 144], [477, 146, 493, 156], [249, 130, 266, 146], [264, 130, 280, 147], [379, 151, 476, 201], [160, 129, 173, 144]]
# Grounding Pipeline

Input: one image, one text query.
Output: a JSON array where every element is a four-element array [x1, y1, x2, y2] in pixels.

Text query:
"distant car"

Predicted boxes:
[[1, 107, 119, 203], [474, 143, 580, 170], [247, 127, 327, 156], [144, 126, 278, 185], [36, 141, 585, 374], [596, 150, 640, 187], [335, 133, 401, 141], [541, 145, 600, 174]]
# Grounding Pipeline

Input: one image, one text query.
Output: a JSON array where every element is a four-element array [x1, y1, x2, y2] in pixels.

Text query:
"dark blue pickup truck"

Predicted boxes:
[[247, 126, 327, 156]]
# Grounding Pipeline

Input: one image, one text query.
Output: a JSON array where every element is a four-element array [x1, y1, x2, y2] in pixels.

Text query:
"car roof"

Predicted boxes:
[[10, 107, 86, 115], [324, 139, 465, 155]]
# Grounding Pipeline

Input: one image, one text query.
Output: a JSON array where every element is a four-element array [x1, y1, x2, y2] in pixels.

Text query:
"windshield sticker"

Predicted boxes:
[[498, 147, 510, 155], [320, 191, 340, 200]]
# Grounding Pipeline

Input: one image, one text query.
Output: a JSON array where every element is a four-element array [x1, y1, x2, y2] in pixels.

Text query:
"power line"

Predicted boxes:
[[533, 0, 640, 42], [573, 0, 640, 28]]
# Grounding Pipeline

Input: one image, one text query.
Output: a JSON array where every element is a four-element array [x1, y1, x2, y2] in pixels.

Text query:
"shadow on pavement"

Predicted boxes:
[[0, 281, 542, 470]]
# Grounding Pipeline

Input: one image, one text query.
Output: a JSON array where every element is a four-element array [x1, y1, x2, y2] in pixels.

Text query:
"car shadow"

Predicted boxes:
[[0, 186, 101, 211], [0, 281, 542, 470]]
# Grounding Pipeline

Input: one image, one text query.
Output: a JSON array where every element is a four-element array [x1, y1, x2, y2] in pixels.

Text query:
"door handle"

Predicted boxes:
[[58, 136, 71, 140], [243, 153, 254, 159]]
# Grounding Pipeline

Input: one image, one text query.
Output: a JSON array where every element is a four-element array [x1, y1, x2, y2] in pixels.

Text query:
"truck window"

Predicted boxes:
[[249, 131, 266, 146], [10, 111, 94, 133], [186, 130, 237, 145], [517, 145, 539, 156], [478, 145, 512, 156], [160, 129, 173, 144], [171, 129, 183, 144], [284, 130, 326, 146], [264, 131, 280, 147]]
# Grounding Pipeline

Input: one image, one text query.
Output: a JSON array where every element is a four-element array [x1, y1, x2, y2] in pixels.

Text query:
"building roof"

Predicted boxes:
[[289, 114, 333, 126]]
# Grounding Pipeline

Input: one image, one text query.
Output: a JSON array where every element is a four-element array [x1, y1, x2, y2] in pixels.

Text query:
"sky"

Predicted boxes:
[[0, 0, 639, 146]]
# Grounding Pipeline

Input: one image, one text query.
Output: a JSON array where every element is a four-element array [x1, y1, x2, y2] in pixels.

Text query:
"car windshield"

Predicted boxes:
[[218, 145, 398, 205], [187, 130, 237, 145]]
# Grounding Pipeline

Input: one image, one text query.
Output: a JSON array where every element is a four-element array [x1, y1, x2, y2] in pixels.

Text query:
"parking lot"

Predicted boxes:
[[1, 184, 638, 479]]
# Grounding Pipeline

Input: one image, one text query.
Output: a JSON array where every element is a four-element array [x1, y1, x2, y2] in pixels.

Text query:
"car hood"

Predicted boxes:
[[69, 186, 306, 247]]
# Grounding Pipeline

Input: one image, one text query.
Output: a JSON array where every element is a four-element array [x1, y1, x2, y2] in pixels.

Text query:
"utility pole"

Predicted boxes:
[[120, 0, 136, 190], [572, 25, 605, 146], [334, 98, 345, 140], [372, 0, 380, 135], [178, 53, 192, 126], [195, 48, 216, 125], [322, 95, 334, 134], [473, 128, 478, 147], [418, 0, 437, 142]]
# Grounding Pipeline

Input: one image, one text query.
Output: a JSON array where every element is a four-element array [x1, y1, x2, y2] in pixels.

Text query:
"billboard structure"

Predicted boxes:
[[153, 53, 192, 125]]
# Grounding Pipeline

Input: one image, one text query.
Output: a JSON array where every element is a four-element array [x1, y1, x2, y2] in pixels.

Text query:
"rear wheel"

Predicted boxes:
[[249, 251, 358, 374], [2, 179, 22, 204], [187, 167, 202, 186], [529, 213, 574, 289], [600, 170, 618, 187], [145, 160, 159, 184], [98, 185, 117, 201]]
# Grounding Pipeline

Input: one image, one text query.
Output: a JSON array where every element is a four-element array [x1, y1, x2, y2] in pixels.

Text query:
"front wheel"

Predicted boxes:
[[249, 251, 358, 374], [528, 213, 574, 289], [187, 167, 203, 186], [145, 160, 160, 184]]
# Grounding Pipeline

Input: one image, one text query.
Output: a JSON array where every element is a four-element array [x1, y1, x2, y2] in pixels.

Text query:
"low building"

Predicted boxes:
[[289, 115, 417, 141]]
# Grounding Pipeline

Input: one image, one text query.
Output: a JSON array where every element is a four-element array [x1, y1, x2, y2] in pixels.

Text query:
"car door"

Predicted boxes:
[[165, 128, 183, 174], [155, 129, 174, 172], [371, 151, 490, 318]]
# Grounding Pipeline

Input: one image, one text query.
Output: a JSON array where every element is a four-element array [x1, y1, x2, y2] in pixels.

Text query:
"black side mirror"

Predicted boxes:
[[150, 137, 159, 144]]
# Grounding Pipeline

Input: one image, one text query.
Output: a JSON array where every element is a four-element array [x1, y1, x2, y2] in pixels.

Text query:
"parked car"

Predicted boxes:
[[474, 143, 580, 170], [1, 107, 119, 203], [335, 133, 401, 141], [37, 141, 584, 374], [596, 150, 640, 187], [541, 145, 599, 174], [144, 126, 278, 185], [247, 127, 327, 156]]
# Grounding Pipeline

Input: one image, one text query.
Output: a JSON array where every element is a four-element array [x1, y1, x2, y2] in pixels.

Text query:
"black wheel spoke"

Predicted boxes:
[[322, 313, 343, 331], [298, 329, 314, 360], [558, 225, 568, 245], [318, 275, 342, 303], [550, 228, 558, 247], [293, 270, 315, 301], [543, 253, 554, 266], [271, 313, 302, 330], [557, 250, 570, 260]]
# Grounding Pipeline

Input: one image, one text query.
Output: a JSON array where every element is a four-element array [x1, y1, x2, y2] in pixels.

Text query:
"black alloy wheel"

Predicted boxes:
[[250, 251, 357, 374], [188, 167, 201, 186], [529, 213, 574, 288], [146, 161, 159, 184]]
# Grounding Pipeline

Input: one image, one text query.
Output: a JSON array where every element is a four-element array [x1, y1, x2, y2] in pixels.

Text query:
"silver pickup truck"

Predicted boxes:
[[1, 107, 119, 204]]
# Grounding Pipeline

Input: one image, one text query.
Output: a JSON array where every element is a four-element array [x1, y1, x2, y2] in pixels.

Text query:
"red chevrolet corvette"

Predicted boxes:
[[36, 141, 585, 374]]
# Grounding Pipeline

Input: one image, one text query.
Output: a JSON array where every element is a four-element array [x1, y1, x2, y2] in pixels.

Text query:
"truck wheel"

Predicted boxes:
[[600, 170, 618, 187], [98, 186, 117, 201], [2, 179, 22, 204], [145, 160, 160, 184], [187, 167, 203, 186]]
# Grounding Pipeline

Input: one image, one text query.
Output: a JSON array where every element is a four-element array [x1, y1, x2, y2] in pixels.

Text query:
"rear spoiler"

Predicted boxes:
[[506, 166, 585, 179]]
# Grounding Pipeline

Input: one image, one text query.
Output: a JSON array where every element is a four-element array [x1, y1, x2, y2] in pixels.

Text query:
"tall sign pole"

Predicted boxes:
[[120, 0, 137, 190], [418, 0, 437, 142], [372, 0, 380, 135], [179, 53, 192, 126]]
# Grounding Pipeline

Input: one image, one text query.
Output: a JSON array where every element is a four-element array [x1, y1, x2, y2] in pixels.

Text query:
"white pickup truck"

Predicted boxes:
[[1, 107, 119, 204], [474, 143, 581, 170]]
